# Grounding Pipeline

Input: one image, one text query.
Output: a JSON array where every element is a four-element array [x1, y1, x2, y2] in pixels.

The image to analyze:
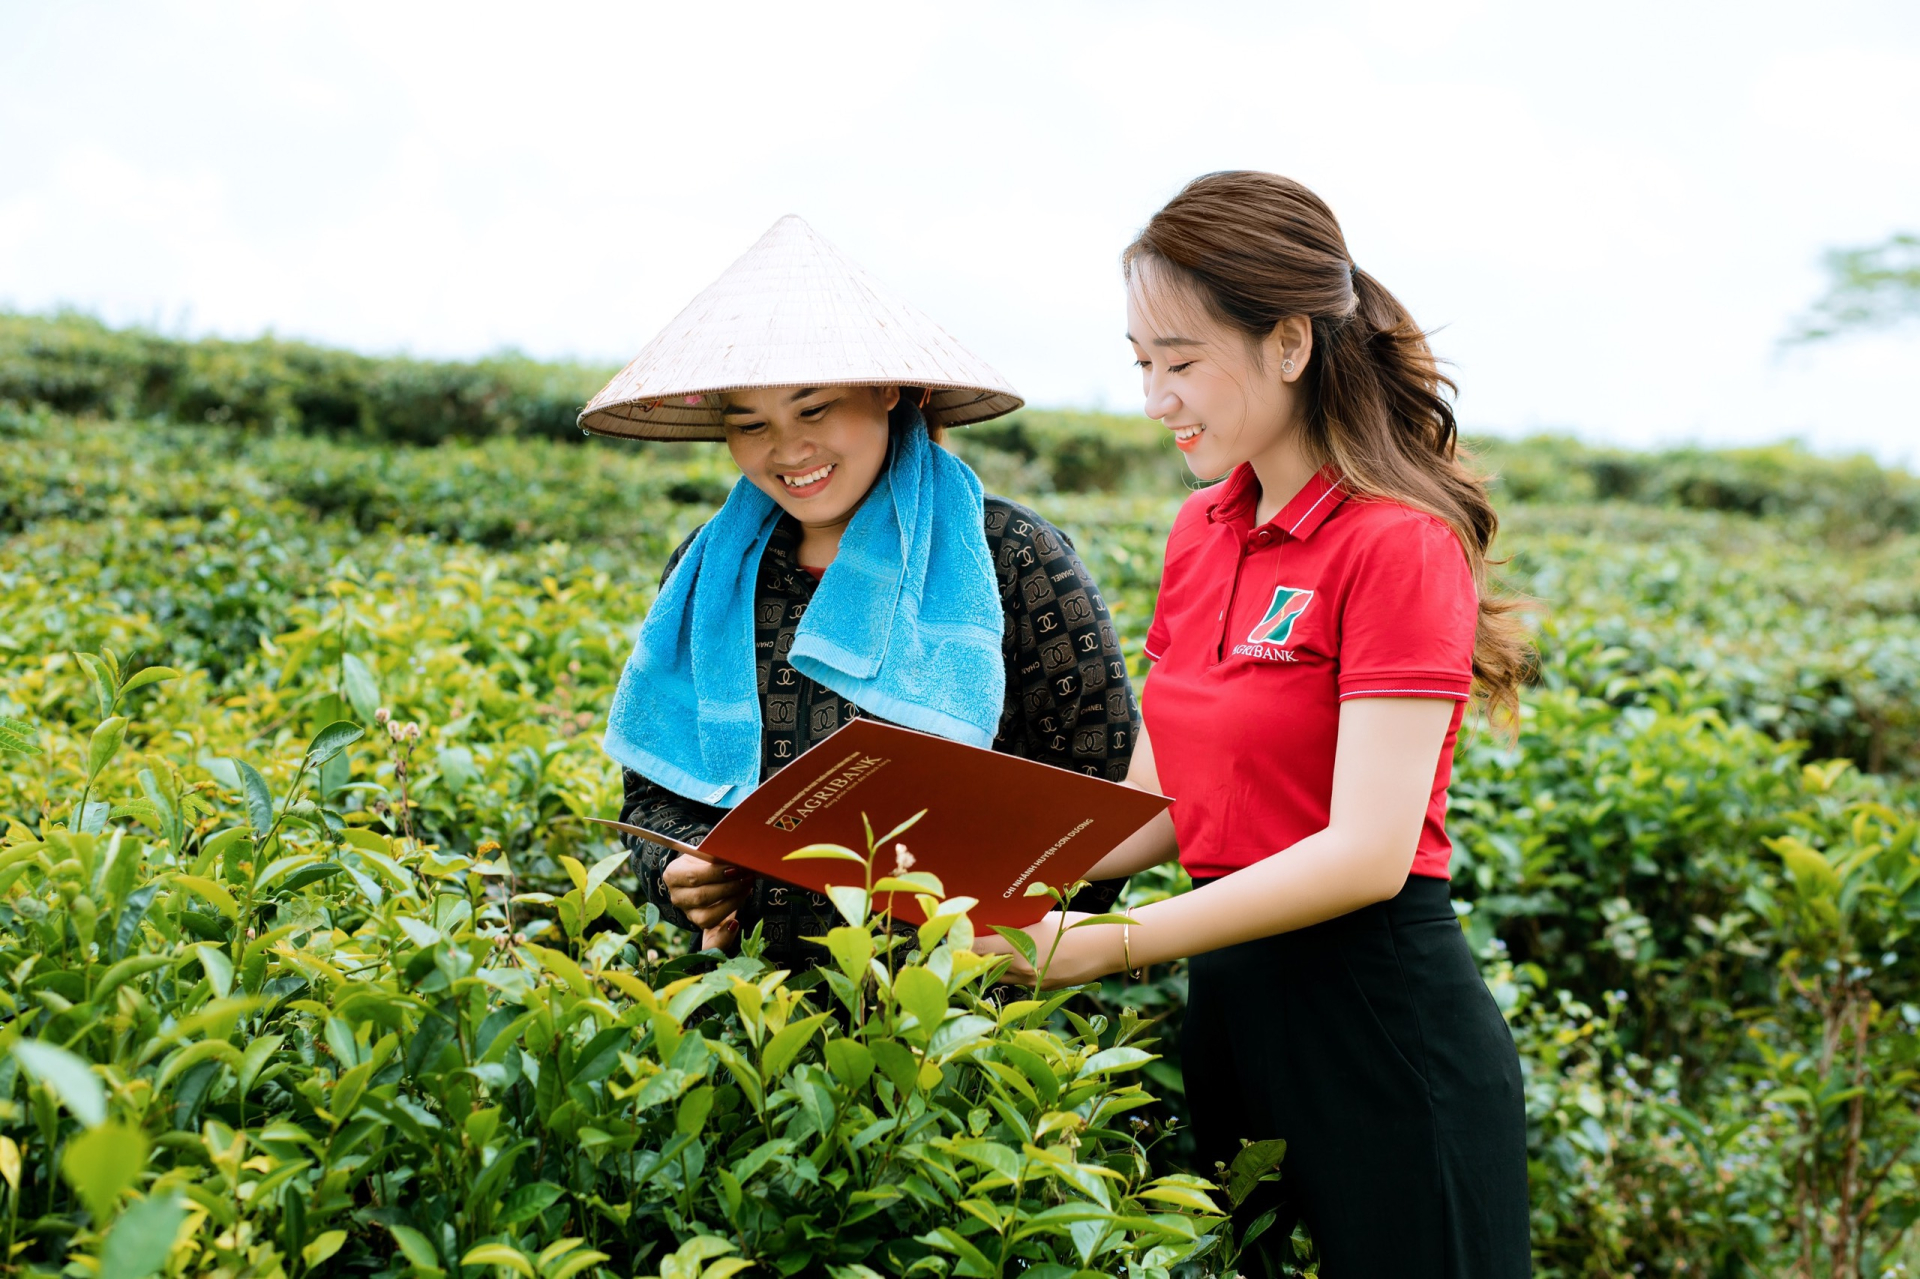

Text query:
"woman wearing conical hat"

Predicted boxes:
[[586, 216, 1137, 966]]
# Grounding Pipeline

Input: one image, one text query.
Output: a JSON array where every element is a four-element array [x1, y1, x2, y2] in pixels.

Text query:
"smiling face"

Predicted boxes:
[[1126, 262, 1312, 483], [721, 384, 900, 563]]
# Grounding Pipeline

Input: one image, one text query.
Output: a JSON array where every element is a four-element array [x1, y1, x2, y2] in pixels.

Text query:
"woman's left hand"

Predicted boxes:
[[975, 911, 1126, 990]]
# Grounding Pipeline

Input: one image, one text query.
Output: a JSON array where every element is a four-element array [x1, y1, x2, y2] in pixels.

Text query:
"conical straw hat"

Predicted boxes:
[[579, 216, 1024, 441]]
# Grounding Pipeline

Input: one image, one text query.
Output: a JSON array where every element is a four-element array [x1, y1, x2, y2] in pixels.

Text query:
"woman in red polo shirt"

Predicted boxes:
[[986, 172, 1533, 1276]]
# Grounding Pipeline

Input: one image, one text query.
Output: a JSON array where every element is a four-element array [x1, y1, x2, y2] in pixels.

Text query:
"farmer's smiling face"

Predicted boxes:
[[722, 385, 899, 558]]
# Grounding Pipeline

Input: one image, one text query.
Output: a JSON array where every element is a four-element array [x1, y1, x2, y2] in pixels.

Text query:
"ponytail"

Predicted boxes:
[[1125, 172, 1533, 727]]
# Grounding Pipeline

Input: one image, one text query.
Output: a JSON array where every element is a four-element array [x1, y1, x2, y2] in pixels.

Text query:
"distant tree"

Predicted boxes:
[[1786, 231, 1920, 343]]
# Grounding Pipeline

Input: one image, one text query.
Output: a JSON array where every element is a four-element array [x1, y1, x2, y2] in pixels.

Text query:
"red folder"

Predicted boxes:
[[589, 719, 1170, 928]]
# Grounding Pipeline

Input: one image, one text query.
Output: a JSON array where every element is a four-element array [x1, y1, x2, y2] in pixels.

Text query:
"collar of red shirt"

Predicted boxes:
[[1204, 463, 1349, 539]]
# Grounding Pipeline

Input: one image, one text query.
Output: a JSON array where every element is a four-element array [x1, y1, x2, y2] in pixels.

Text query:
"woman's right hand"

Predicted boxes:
[[663, 854, 752, 929]]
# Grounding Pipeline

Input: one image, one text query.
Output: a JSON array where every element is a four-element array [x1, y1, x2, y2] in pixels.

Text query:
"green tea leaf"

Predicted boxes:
[[236, 1034, 286, 1097], [783, 843, 867, 864], [676, 1084, 716, 1136], [761, 1012, 831, 1080], [874, 809, 929, 847], [1066, 912, 1139, 930], [601, 882, 644, 930], [869, 1039, 920, 1095], [92, 954, 169, 1005], [234, 759, 274, 841], [465, 1105, 502, 1150], [826, 884, 869, 929], [1767, 835, 1841, 896], [1078, 1046, 1155, 1077], [1227, 1138, 1288, 1208], [276, 863, 345, 894], [77, 800, 111, 835], [1135, 1181, 1221, 1213], [872, 871, 947, 896], [461, 1244, 535, 1278], [87, 716, 128, 783], [990, 926, 1039, 970], [497, 1181, 565, 1227], [118, 666, 181, 697], [13, 1039, 107, 1126], [111, 880, 162, 960], [436, 745, 479, 791], [635, 1067, 693, 1111], [302, 1230, 348, 1269], [824, 1038, 874, 1092], [825, 925, 875, 980], [155, 1040, 241, 1094], [99, 1191, 185, 1279], [173, 874, 239, 920], [583, 846, 628, 899], [192, 826, 249, 876], [388, 1223, 440, 1270], [467, 1139, 531, 1209], [194, 943, 235, 998], [893, 966, 949, 1036], [75, 652, 115, 720], [548, 1251, 611, 1279], [949, 1138, 1021, 1182], [523, 943, 592, 994], [396, 916, 443, 948], [61, 1121, 148, 1221], [341, 654, 382, 725], [305, 719, 364, 768], [922, 1227, 999, 1278]]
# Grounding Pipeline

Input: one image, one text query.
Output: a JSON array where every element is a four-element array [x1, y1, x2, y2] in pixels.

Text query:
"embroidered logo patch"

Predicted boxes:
[[1247, 586, 1315, 645]]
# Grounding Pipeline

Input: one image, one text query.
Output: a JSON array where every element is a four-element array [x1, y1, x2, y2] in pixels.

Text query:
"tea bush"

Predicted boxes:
[[14, 312, 1920, 535], [4, 320, 1920, 1274], [0, 660, 1234, 1277], [0, 313, 611, 446]]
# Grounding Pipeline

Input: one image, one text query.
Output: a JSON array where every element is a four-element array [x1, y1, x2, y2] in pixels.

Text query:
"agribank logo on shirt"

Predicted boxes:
[[1232, 586, 1314, 663]]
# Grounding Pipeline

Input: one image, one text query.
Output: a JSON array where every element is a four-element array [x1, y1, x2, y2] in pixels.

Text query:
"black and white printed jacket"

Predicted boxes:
[[619, 496, 1139, 968]]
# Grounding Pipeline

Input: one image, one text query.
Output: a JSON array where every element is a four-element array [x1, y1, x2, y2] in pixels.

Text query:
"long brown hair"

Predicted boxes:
[[1124, 170, 1533, 723]]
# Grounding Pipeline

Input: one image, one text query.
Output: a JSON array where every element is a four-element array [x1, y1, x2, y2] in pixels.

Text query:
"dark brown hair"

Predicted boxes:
[[1125, 170, 1533, 723]]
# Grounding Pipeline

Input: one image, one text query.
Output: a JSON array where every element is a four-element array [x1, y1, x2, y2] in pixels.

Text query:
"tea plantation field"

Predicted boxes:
[[2, 316, 1919, 1276]]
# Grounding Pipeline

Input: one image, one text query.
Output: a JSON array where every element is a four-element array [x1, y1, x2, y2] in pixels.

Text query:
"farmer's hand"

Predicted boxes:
[[701, 915, 741, 954], [663, 854, 751, 930]]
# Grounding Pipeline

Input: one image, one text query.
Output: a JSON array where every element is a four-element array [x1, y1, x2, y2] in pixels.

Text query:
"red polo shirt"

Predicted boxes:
[[1143, 464, 1475, 880]]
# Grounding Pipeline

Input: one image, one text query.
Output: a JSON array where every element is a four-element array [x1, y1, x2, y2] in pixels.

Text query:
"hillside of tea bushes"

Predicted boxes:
[[2, 314, 1919, 1276]]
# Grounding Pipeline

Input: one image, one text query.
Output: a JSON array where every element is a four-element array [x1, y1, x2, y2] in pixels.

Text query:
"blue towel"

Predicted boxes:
[[603, 414, 1006, 808]]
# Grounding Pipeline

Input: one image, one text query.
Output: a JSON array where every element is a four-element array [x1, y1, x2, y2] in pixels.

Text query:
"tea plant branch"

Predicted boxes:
[[227, 721, 361, 959]]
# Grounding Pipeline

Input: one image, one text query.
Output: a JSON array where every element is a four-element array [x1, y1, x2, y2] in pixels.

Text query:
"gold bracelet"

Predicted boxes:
[[1122, 923, 1145, 982]]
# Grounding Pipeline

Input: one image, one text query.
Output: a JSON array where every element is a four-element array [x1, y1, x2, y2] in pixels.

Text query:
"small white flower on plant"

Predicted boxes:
[[892, 843, 915, 875], [374, 707, 390, 726]]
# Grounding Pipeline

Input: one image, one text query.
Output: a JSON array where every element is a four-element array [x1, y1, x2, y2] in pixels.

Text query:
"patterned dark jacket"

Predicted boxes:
[[619, 496, 1139, 967]]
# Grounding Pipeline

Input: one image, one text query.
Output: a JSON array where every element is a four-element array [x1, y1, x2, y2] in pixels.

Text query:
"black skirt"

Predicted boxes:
[[1182, 874, 1531, 1277]]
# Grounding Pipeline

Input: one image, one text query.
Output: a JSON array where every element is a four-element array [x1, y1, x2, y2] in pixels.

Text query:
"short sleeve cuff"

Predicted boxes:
[[1337, 670, 1471, 701], [1144, 617, 1170, 663]]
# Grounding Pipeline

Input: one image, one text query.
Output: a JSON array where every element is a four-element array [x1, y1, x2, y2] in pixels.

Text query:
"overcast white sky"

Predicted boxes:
[[3, 1, 1916, 462]]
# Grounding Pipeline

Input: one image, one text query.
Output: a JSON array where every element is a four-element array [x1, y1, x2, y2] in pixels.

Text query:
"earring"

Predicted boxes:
[[1281, 359, 1296, 376]]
